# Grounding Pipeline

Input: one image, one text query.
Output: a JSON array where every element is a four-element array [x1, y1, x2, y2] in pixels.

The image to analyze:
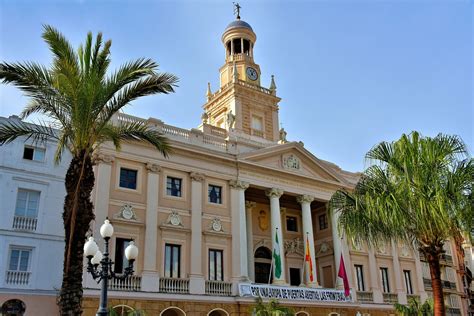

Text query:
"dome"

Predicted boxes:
[[224, 19, 253, 32]]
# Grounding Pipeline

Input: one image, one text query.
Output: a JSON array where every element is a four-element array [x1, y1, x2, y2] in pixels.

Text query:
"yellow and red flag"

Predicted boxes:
[[305, 235, 314, 282]]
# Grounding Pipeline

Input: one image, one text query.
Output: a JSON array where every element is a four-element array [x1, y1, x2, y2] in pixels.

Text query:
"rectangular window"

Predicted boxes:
[[23, 146, 45, 162], [208, 185, 222, 204], [15, 189, 40, 218], [119, 168, 137, 190], [355, 265, 365, 291], [319, 214, 328, 230], [164, 244, 181, 278], [380, 267, 390, 293], [251, 115, 263, 131], [404, 270, 413, 294], [166, 177, 182, 197], [8, 248, 31, 271], [289, 268, 301, 286], [114, 238, 132, 274], [209, 249, 223, 281], [286, 216, 298, 232]]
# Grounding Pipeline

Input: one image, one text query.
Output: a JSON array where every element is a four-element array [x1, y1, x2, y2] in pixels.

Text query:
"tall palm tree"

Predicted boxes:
[[394, 297, 433, 316], [0, 25, 178, 315], [329, 132, 473, 316]]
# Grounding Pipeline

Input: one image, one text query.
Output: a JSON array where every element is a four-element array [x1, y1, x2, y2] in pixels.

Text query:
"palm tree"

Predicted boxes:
[[0, 25, 178, 315], [394, 297, 433, 316], [252, 297, 295, 316], [329, 132, 473, 316]]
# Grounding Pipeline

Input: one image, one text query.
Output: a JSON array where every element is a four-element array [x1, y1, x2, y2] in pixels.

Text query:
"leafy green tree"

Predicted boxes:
[[251, 297, 295, 316], [0, 25, 178, 315], [329, 132, 473, 316], [394, 297, 434, 316]]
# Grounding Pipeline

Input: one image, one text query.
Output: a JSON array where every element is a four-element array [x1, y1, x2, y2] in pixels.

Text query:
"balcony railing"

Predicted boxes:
[[205, 280, 233, 296], [159, 277, 189, 294], [423, 278, 432, 290], [383, 293, 398, 304], [356, 291, 374, 303], [407, 294, 421, 302], [108, 275, 141, 291], [423, 278, 457, 291], [447, 308, 462, 316], [5, 271, 30, 285], [12, 216, 37, 231]]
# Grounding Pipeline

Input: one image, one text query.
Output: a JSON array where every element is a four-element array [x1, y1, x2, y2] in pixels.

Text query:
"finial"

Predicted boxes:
[[269, 75, 277, 95], [233, 62, 238, 82], [206, 82, 212, 100], [233, 2, 241, 20]]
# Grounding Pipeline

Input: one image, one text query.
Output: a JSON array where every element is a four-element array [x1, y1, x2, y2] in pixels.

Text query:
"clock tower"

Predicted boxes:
[[201, 8, 281, 143]]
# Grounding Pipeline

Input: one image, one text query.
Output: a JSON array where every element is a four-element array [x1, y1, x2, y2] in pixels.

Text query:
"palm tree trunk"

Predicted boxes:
[[427, 251, 445, 316], [58, 151, 95, 315]]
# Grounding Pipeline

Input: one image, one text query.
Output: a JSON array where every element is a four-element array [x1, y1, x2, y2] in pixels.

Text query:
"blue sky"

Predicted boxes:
[[0, 0, 472, 172]]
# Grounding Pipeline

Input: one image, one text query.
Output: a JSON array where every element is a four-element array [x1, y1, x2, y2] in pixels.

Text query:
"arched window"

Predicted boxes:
[[110, 304, 135, 316], [160, 307, 186, 316], [254, 246, 272, 284], [207, 308, 229, 316], [296, 312, 310, 316], [0, 299, 26, 316], [328, 313, 340, 316]]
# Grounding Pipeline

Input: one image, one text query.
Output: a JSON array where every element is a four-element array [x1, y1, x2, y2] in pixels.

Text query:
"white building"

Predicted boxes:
[[0, 115, 70, 316]]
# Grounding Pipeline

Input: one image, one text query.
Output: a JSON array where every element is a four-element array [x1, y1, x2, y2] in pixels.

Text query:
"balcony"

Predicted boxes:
[[419, 253, 454, 266], [383, 293, 398, 304], [205, 280, 232, 296], [447, 308, 462, 316], [357, 291, 374, 303], [12, 216, 37, 231], [5, 271, 30, 286], [407, 294, 421, 302], [108, 275, 141, 291], [159, 277, 189, 294], [423, 278, 457, 291]]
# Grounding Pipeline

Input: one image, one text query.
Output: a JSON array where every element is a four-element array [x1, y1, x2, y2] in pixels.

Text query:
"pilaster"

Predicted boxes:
[[189, 172, 205, 294], [392, 241, 407, 304], [245, 200, 257, 281], [368, 247, 384, 303]]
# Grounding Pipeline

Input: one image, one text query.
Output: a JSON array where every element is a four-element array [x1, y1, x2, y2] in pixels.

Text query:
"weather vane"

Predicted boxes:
[[233, 2, 241, 20]]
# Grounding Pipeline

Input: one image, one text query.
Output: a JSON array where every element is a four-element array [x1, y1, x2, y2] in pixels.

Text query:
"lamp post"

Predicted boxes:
[[84, 219, 138, 316]]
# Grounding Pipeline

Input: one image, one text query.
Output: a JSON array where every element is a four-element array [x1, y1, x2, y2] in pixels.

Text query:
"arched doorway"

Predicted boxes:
[[254, 246, 273, 284], [160, 307, 186, 316], [207, 308, 229, 316], [0, 299, 26, 316]]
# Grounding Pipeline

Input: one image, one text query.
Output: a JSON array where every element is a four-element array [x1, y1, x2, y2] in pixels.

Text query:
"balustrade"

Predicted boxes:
[[382, 293, 398, 304], [447, 308, 462, 316], [5, 271, 30, 285], [406, 294, 420, 302], [159, 277, 189, 294], [356, 291, 373, 303], [108, 275, 141, 291], [205, 280, 233, 296], [12, 216, 37, 231]]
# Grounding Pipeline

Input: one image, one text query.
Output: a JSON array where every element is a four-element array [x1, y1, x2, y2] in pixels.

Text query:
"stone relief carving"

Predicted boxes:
[[376, 243, 388, 255], [296, 194, 314, 204], [93, 153, 114, 165], [146, 162, 161, 173], [265, 188, 284, 198], [229, 180, 249, 190], [352, 239, 363, 251], [316, 242, 332, 255], [282, 154, 300, 171], [114, 203, 138, 221], [210, 217, 223, 232], [284, 237, 304, 256], [399, 244, 411, 257], [190, 172, 205, 182], [226, 110, 236, 129], [257, 210, 269, 231], [165, 211, 183, 227]]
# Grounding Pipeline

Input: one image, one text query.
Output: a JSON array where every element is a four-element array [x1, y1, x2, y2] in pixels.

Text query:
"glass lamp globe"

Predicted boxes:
[[84, 237, 99, 258], [100, 219, 114, 238], [91, 251, 103, 265], [125, 241, 139, 261]]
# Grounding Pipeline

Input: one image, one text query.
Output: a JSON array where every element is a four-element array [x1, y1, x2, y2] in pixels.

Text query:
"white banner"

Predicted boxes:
[[239, 283, 352, 302]]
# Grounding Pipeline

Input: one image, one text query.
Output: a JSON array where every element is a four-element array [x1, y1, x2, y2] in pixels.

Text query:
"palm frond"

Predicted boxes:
[[0, 120, 58, 145]]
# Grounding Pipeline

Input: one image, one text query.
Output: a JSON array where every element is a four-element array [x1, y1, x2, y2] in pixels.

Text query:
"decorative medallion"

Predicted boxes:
[[114, 203, 137, 221], [376, 243, 388, 255], [210, 217, 223, 232], [257, 210, 269, 231], [284, 238, 304, 255], [319, 242, 329, 253], [400, 244, 411, 257], [166, 211, 183, 227], [282, 154, 300, 171]]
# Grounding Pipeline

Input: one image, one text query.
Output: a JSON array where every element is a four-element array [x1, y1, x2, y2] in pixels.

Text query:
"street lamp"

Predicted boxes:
[[84, 219, 139, 316]]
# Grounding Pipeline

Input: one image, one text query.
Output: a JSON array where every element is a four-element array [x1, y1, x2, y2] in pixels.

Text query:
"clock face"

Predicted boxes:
[[246, 67, 258, 81]]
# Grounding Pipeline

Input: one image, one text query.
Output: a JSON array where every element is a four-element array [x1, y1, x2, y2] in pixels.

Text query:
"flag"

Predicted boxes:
[[305, 235, 314, 282], [273, 230, 282, 278], [338, 253, 350, 297]]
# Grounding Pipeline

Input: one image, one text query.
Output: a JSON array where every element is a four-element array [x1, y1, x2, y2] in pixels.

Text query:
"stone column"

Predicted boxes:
[[266, 188, 286, 285], [246, 201, 257, 282], [368, 247, 384, 303], [297, 195, 319, 287], [392, 241, 407, 304], [230, 180, 250, 291], [331, 208, 344, 289], [414, 250, 428, 302], [141, 163, 161, 292], [189, 172, 205, 294]]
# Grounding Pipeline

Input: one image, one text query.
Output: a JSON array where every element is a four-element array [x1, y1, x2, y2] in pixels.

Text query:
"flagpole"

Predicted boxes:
[[268, 254, 273, 285]]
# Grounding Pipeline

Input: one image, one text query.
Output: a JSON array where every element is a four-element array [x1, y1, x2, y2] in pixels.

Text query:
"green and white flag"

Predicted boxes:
[[273, 230, 282, 278]]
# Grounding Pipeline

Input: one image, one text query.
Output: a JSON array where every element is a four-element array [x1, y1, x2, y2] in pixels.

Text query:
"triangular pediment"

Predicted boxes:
[[238, 142, 347, 184]]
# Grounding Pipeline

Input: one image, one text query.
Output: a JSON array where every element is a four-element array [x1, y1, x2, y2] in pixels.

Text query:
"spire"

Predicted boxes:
[[233, 63, 239, 82], [206, 82, 212, 101], [269, 75, 277, 95]]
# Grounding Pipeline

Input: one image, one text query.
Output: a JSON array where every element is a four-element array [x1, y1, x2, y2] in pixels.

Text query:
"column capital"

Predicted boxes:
[[190, 172, 205, 182], [296, 194, 314, 205], [265, 188, 283, 199], [146, 162, 161, 173], [229, 179, 249, 190], [93, 153, 114, 165], [245, 200, 257, 211]]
